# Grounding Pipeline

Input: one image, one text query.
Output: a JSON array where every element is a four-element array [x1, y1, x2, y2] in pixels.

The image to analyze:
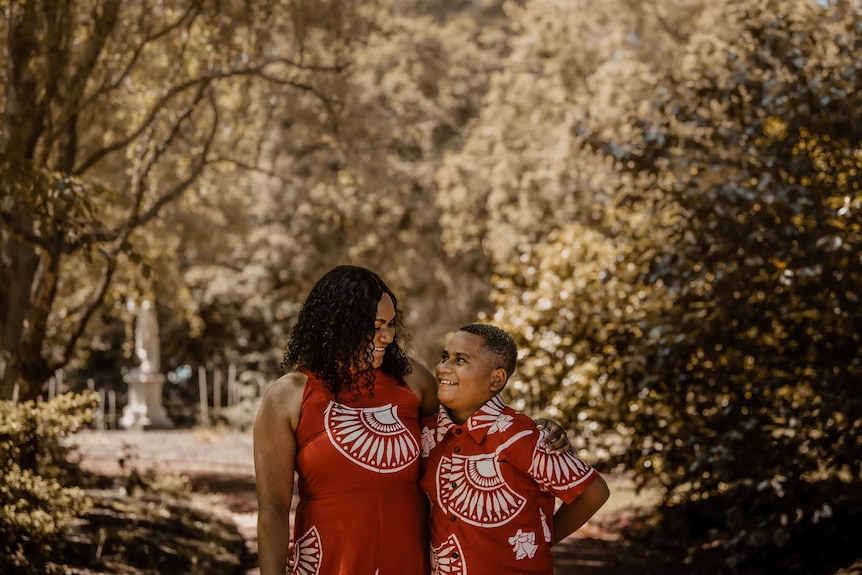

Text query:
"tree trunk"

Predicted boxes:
[[0, 233, 40, 400]]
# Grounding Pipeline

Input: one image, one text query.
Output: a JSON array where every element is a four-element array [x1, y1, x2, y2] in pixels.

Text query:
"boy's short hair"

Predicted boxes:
[[459, 323, 517, 377]]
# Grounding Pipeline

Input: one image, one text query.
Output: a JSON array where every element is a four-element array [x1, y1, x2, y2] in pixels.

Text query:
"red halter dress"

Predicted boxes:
[[292, 368, 430, 575]]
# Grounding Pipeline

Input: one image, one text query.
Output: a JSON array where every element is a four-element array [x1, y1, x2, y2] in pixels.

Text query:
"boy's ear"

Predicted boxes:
[[490, 367, 507, 392]]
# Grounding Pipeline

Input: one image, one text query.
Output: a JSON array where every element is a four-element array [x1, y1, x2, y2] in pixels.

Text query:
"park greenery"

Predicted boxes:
[[1, 0, 860, 573], [0, 391, 247, 574], [0, 392, 97, 572]]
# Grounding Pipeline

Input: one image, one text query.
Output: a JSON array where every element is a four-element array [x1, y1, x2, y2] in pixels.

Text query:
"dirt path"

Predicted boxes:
[[70, 429, 686, 575]]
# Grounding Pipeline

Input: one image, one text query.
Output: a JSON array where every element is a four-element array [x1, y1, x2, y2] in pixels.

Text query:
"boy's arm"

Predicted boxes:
[[552, 473, 611, 545]]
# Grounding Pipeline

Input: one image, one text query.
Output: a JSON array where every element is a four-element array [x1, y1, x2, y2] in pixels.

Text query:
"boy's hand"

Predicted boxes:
[[535, 418, 573, 454]]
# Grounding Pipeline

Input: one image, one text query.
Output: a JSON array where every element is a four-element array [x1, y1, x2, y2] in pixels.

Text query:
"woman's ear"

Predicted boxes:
[[490, 367, 507, 392]]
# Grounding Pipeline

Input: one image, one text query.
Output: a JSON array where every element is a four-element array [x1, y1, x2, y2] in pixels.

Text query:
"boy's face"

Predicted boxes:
[[435, 331, 506, 424]]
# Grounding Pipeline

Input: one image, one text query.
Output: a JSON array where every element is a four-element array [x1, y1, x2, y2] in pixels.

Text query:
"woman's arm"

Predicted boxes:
[[535, 418, 574, 453], [405, 357, 440, 417], [253, 373, 304, 575]]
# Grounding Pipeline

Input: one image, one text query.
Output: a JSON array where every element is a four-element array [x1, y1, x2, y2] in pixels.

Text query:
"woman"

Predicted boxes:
[[254, 265, 569, 575]]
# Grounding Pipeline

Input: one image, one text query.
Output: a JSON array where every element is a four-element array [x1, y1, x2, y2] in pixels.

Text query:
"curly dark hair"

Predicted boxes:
[[283, 265, 413, 399]]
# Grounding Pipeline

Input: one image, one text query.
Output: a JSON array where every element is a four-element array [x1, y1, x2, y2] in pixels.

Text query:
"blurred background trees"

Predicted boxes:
[[2, 0, 860, 573]]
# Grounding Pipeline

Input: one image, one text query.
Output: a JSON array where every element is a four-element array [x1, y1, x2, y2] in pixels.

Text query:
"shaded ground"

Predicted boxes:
[[70, 428, 689, 574]]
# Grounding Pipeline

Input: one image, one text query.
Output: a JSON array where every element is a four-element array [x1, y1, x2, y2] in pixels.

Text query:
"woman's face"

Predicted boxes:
[[367, 293, 396, 369]]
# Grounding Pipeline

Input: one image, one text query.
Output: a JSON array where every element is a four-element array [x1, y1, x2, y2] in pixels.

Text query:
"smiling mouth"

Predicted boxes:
[[438, 379, 457, 386]]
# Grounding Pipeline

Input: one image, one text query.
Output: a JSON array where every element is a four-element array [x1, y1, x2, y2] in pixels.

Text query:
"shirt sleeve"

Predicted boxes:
[[518, 426, 598, 504]]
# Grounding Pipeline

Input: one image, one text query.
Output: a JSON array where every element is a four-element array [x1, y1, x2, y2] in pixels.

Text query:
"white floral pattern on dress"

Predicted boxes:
[[292, 526, 322, 575], [325, 402, 419, 473]]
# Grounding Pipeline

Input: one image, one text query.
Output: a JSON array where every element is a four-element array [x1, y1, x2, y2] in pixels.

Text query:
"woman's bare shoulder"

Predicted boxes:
[[404, 357, 439, 416], [257, 371, 307, 428], [271, 370, 308, 392], [405, 358, 435, 387]]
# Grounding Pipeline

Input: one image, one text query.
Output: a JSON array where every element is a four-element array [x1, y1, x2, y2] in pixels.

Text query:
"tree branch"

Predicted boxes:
[[0, 211, 48, 248], [126, 89, 219, 233], [72, 62, 279, 175], [43, 1, 202, 153], [51, 248, 117, 371], [51, 90, 219, 367], [211, 156, 296, 185]]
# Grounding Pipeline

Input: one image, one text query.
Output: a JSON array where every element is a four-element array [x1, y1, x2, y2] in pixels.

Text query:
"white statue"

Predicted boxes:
[[121, 298, 172, 429], [135, 300, 160, 374]]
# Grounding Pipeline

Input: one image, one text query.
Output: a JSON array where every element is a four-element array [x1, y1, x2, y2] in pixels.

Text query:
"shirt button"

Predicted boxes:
[[454, 446, 461, 453], [450, 515, 457, 522], [455, 428, 463, 435], [452, 552, 460, 559], [451, 482, 458, 488]]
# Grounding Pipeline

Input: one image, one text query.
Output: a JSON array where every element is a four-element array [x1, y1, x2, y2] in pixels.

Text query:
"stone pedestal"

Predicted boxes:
[[119, 369, 173, 430]]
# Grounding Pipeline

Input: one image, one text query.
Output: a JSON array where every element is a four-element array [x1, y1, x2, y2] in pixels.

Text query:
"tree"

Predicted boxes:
[[589, 1, 862, 568], [437, 0, 862, 570], [177, 0, 522, 381], [434, 0, 702, 446], [0, 0, 348, 400], [432, 1, 702, 444]]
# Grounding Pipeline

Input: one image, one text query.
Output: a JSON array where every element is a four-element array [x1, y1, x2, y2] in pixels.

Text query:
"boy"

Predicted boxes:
[[420, 323, 610, 574]]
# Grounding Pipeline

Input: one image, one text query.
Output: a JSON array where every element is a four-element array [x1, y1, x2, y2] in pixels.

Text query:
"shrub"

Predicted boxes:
[[0, 391, 98, 574]]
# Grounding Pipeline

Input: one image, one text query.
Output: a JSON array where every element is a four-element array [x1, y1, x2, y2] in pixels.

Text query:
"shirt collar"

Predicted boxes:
[[436, 393, 508, 444]]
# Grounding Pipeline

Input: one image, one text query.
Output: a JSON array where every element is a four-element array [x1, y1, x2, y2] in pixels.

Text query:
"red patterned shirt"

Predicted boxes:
[[420, 394, 597, 574]]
